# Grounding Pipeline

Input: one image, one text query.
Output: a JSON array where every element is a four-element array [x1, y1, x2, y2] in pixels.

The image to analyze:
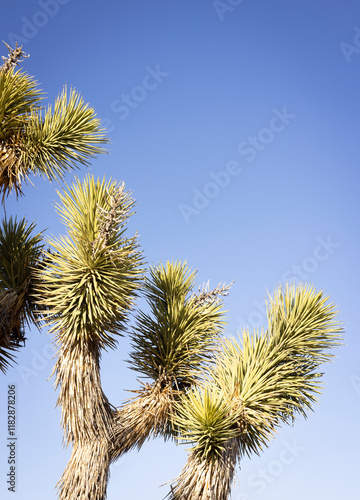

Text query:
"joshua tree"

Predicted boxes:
[[35, 174, 231, 498], [0, 43, 342, 500], [0, 41, 107, 372], [168, 284, 342, 498], [0, 42, 107, 199]]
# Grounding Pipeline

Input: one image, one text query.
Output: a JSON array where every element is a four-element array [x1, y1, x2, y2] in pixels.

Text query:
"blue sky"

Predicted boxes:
[[0, 1, 359, 498]]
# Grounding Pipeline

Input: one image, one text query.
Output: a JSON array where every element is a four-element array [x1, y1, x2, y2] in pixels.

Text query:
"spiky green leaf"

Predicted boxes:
[[129, 261, 226, 386], [37, 175, 143, 349], [0, 216, 43, 372], [0, 60, 108, 198], [173, 387, 238, 460]]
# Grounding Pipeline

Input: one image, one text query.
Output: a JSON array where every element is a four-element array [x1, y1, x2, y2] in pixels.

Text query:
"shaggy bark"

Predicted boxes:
[[167, 438, 240, 500]]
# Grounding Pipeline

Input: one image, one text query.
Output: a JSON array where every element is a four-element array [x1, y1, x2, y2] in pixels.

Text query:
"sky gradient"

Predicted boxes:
[[0, 1, 359, 499]]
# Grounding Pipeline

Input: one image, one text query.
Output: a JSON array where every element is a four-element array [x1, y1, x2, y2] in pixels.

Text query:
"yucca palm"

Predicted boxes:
[[0, 216, 43, 373], [0, 44, 343, 500], [0, 165, 342, 500], [0, 42, 108, 199], [110, 262, 230, 461], [36, 175, 143, 499], [35, 173, 231, 498], [168, 284, 342, 499]]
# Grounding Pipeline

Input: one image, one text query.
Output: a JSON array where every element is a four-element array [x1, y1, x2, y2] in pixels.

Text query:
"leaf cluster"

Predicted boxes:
[[174, 283, 343, 462], [129, 261, 226, 387], [0, 50, 108, 198], [0, 216, 43, 371], [173, 387, 238, 461], [37, 175, 143, 349]]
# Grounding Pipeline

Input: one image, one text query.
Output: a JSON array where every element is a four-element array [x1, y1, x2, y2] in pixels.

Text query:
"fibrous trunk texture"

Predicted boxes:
[[53, 343, 114, 445], [54, 342, 178, 499], [53, 342, 114, 499], [0, 289, 23, 344], [57, 439, 110, 500], [0, 282, 31, 371], [110, 380, 176, 461], [0, 138, 25, 198], [167, 438, 240, 500]]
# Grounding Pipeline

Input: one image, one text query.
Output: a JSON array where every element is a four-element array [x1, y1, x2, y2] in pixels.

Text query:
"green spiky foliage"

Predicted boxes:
[[34, 175, 143, 500], [38, 175, 143, 350], [109, 262, 230, 462], [0, 43, 108, 199], [0, 216, 43, 373], [168, 283, 342, 499], [129, 261, 226, 387], [37, 175, 143, 442], [213, 284, 343, 458], [173, 387, 237, 460], [38, 176, 142, 443]]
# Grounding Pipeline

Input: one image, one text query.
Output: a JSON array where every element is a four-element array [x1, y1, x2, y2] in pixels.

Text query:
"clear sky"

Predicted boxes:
[[0, 1, 359, 499]]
